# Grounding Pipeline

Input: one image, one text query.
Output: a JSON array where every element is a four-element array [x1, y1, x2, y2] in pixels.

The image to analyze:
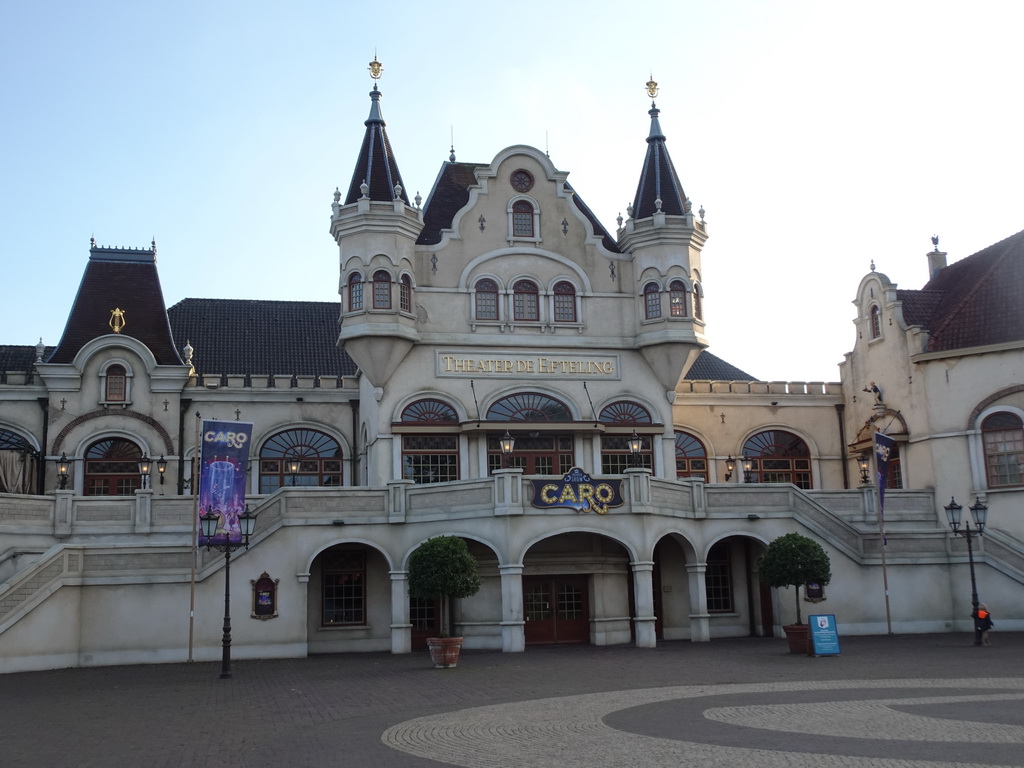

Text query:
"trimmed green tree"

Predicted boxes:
[[407, 535, 482, 638], [757, 532, 832, 625]]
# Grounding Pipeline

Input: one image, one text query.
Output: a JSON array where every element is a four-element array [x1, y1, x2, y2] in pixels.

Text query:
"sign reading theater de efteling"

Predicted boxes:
[[530, 468, 625, 515]]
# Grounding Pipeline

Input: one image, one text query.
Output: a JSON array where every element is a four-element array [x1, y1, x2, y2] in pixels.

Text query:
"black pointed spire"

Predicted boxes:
[[630, 93, 688, 220], [344, 83, 411, 205]]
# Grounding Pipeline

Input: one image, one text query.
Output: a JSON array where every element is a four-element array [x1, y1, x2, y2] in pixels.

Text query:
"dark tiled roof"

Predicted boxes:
[[683, 350, 756, 381], [343, 86, 410, 206], [631, 104, 688, 220], [417, 162, 483, 245], [0, 345, 53, 375], [166, 299, 357, 378], [566, 183, 621, 253], [899, 229, 1024, 352], [48, 246, 182, 365]]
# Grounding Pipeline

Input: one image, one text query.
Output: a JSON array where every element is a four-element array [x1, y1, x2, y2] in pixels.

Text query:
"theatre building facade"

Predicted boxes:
[[1, 75, 1022, 672]]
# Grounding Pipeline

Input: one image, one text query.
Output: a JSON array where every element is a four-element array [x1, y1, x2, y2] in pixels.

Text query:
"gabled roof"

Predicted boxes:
[[899, 228, 1024, 352], [166, 299, 357, 378], [48, 244, 182, 365], [683, 350, 756, 381], [416, 163, 621, 253], [631, 102, 688, 220], [343, 85, 411, 206]]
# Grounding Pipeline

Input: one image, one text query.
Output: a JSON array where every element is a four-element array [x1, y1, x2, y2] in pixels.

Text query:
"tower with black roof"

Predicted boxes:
[[618, 78, 708, 396], [330, 57, 423, 388]]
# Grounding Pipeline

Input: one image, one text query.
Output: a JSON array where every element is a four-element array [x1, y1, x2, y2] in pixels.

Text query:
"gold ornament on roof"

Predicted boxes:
[[368, 55, 383, 81], [646, 74, 659, 99], [109, 307, 126, 334]]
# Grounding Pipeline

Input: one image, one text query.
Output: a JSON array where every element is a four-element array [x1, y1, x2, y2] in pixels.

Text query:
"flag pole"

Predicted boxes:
[[187, 411, 201, 661]]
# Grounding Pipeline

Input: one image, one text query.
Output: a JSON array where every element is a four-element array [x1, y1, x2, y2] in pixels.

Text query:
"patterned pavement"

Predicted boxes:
[[1, 633, 1021, 767]]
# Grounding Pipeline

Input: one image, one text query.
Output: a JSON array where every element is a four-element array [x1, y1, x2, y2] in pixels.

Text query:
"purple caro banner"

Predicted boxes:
[[874, 432, 895, 544], [531, 467, 625, 515], [197, 420, 253, 546]]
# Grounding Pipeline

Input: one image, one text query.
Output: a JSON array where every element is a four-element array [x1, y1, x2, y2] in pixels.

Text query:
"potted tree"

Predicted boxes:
[[407, 535, 482, 668], [758, 532, 832, 653]]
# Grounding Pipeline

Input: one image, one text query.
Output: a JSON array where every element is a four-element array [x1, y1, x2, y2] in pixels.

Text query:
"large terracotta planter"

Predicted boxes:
[[782, 624, 809, 654], [426, 637, 463, 668]]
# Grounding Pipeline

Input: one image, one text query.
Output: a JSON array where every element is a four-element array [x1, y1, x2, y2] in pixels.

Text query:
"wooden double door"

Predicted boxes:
[[523, 576, 590, 645]]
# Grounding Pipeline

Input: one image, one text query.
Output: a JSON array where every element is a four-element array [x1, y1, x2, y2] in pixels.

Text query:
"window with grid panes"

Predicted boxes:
[[644, 282, 661, 319], [982, 412, 1023, 487], [743, 430, 812, 488], [598, 400, 653, 471], [260, 429, 342, 493], [704, 543, 733, 612], [322, 549, 365, 625], [513, 280, 539, 321], [669, 280, 688, 317], [400, 275, 412, 312], [693, 283, 703, 319], [870, 305, 881, 338], [401, 435, 458, 483], [373, 271, 391, 309], [512, 200, 534, 237], [409, 596, 435, 630], [553, 281, 576, 322], [348, 273, 363, 311], [674, 431, 708, 481], [105, 364, 127, 401], [84, 438, 142, 496], [474, 278, 499, 320]]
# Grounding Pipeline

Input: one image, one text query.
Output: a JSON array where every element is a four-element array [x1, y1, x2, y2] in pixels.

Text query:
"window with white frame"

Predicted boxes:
[[474, 278, 499, 321], [982, 411, 1023, 487], [553, 281, 577, 322]]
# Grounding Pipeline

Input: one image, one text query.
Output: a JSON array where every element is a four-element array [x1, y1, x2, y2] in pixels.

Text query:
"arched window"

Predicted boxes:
[[669, 280, 688, 317], [742, 430, 812, 488], [475, 278, 499, 321], [982, 412, 1023, 487], [372, 271, 392, 309], [85, 438, 143, 496], [674, 431, 708, 481], [870, 305, 881, 338], [400, 275, 413, 313], [643, 282, 661, 319], [0, 429, 35, 494], [259, 429, 342, 493], [400, 399, 459, 484], [513, 280, 539, 321], [599, 401, 653, 473], [693, 283, 703, 319], [512, 200, 534, 238], [104, 364, 127, 402], [553, 281, 577, 322], [348, 273, 363, 311], [487, 392, 572, 422]]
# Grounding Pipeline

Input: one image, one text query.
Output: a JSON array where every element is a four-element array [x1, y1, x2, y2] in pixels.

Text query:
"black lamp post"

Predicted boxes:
[[944, 496, 988, 646], [742, 456, 753, 483], [627, 430, 643, 468], [138, 454, 152, 490], [56, 452, 71, 490], [499, 429, 515, 469], [287, 458, 300, 486], [725, 456, 736, 482], [156, 456, 168, 489], [200, 505, 257, 678], [858, 452, 871, 485]]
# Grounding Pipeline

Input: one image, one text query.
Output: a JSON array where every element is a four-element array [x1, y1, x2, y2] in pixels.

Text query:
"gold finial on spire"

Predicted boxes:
[[645, 73, 659, 100], [368, 54, 383, 81]]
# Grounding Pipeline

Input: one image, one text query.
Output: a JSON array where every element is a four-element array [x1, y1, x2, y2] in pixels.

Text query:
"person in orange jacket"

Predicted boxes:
[[973, 603, 994, 646]]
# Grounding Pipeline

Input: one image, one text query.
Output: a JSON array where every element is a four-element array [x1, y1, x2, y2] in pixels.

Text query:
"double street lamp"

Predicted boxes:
[[943, 496, 988, 646], [200, 506, 258, 678]]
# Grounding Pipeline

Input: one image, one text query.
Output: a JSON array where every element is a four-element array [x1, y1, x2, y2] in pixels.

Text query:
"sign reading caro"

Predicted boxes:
[[530, 467, 625, 515]]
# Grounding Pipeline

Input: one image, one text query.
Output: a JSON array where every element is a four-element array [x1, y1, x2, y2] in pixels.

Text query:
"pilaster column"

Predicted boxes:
[[686, 562, 711, 642], [631, 560, 657, 648], [389, 570, 412, 654], [499, 564, 525, 652]]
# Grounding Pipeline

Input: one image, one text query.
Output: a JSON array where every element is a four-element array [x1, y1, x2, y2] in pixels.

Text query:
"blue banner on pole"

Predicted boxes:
[[197, 420, 253, 547], [874, 432, 895, 545]]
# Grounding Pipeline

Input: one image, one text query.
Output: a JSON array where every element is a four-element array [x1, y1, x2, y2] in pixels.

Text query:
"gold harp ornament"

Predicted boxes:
[[109, 307, 126, 333]]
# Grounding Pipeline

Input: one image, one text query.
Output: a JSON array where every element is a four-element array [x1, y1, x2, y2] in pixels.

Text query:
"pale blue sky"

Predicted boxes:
[[2, 1, 1021, 381]]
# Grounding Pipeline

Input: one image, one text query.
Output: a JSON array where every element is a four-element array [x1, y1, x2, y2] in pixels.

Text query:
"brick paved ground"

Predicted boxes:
[[2, 633, 1022, 767]]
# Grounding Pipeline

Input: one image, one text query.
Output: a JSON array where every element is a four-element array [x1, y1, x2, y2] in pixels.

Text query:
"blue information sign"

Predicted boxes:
[[808, 614, 841, 656]]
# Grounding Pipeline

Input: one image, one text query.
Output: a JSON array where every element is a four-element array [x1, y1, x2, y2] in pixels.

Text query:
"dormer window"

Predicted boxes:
[[373, 271, 391, 309], [512, 201, 534, 238], [513, 280, 539, 321], [643, 282, 661, 319], [348, 273, 363, 311], [669, 280, 688, 317]]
